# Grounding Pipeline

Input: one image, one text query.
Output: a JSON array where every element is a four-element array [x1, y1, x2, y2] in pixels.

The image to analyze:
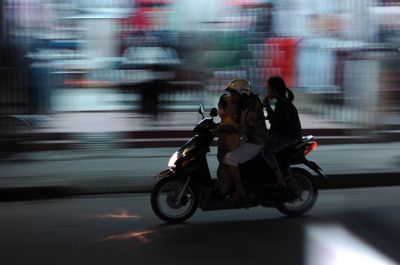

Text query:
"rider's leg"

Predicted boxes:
[[223, 143, 263, 200], [226, 165, 245, 199], [217, 163, 232, 195]]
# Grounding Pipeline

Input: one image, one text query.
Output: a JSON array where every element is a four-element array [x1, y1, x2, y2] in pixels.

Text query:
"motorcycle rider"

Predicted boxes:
[[223, 79, 268, 201], [262, 76, 302, 186], [212, 94, 242, 195]]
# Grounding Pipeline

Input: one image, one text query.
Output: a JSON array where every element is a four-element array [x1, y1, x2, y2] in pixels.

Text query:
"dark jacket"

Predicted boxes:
[[237, 94, 268, 145], [265, 97, 301, 139]]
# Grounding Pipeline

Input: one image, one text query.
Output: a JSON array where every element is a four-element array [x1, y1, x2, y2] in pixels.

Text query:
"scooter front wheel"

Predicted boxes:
[[151, 177, 199, 223]]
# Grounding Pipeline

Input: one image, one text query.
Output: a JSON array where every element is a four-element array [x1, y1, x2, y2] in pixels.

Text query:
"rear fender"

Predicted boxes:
[[302, 159, 329, 180]]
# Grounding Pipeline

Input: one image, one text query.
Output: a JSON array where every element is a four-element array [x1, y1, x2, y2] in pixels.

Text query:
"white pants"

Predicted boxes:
[[223, 143, 263, 167]]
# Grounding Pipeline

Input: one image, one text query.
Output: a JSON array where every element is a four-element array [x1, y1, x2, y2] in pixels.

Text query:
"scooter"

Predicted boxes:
[[151, 105, 328, 223]]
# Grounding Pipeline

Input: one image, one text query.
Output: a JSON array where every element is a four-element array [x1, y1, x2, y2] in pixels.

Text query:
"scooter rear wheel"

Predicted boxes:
[[151, 177, 199, 223], [275, 168, 318, 216]]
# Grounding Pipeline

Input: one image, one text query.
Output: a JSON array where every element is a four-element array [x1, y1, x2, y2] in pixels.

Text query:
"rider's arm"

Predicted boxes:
[[263, 98, 274, 121]]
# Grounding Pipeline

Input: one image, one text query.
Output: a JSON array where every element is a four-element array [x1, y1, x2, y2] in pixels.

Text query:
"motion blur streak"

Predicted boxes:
[[1, 0, 400, 152], [63, 80, 109, 85], [305, 224, 397, 265], [100, 230, 154, 244], [94, 210, 142, 220]]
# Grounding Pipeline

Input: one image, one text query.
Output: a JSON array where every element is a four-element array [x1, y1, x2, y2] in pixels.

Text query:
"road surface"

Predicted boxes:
[[1, 187, 400, 265]]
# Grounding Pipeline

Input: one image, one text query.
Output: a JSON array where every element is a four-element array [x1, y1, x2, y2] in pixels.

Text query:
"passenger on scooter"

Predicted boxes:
[[262, 76, 302, 187], [223, 79, 268, 202], [213, 94, 242, 159], [212, 94, 242, 195]]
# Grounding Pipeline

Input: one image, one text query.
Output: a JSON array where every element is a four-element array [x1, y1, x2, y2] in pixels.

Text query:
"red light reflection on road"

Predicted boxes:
[[95, 210, 142, 220], [100, 230, 154, 244]]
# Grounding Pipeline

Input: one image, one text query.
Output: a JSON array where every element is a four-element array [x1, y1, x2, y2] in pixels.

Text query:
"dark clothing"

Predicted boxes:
[[262, 97, 302, 178], [265, 97, 301, 140], [261, 135, 298, 172], [237, 94, 268, 145]]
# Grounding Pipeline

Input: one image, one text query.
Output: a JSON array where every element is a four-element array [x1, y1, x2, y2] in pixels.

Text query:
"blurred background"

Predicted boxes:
[[2, 3, 400, 264], [1, 0, 400, 153]]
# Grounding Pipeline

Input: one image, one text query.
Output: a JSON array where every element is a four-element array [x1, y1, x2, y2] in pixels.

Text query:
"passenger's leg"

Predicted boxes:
[[261, 146, 286, 186]]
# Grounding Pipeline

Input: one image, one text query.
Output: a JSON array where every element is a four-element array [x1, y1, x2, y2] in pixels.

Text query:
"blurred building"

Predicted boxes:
[[269, 0, 400, 127], [0, 0, 399, 127]]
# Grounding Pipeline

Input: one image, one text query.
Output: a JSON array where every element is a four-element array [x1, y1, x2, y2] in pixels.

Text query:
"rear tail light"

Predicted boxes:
[[304, 141, 318, 155]]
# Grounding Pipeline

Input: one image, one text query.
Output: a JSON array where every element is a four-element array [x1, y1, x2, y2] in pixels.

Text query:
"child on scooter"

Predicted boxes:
[[213, 94, 242, 160], [212, 94, 242, 194]]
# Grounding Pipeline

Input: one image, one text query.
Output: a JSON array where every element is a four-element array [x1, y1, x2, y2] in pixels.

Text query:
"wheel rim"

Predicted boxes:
[[282, 174, 314, 211], [156, 180, 195, 219]]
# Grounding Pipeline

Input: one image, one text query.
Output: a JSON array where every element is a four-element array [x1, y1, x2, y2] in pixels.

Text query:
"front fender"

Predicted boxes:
[[155, 169, 174, 182]]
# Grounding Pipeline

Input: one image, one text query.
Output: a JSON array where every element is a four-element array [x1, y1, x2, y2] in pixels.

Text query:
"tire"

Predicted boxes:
[[275, 167, 318, 217], [151, 177, 199, 223]]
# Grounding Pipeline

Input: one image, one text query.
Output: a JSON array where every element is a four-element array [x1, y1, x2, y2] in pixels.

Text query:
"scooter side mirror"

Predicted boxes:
[[199, 105, 205, 114], [198, 104, 205, 118], [210, 108, 218, 117]]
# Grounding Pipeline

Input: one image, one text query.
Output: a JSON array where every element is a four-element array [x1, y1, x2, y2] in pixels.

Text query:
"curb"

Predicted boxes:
[[4, 128, 396, 152], [1, 172, 399, 202], [0, 186, 150, 202]]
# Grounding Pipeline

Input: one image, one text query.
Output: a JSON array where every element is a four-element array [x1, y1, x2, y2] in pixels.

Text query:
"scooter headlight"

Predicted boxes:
[[168, 151, 179, 168], [168, 144, 196, 169]]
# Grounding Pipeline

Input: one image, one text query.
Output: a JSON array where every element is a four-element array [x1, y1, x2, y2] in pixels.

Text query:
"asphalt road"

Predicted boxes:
[[1, 187, 400, 265]]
